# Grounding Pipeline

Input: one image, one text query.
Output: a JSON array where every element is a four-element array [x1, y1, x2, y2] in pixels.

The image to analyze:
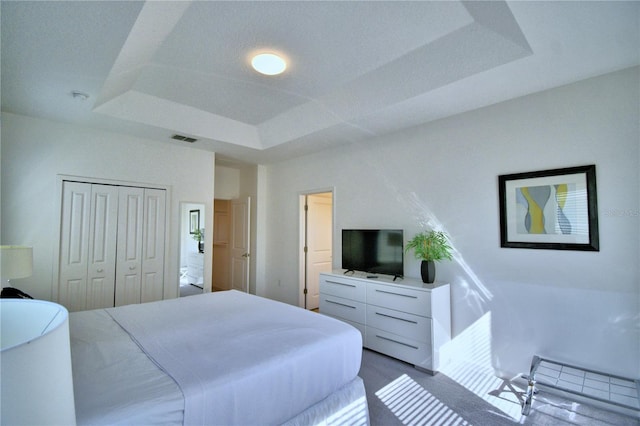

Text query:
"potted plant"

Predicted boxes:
[[405, 230, 453, 283], [192, 228, 204, 253]]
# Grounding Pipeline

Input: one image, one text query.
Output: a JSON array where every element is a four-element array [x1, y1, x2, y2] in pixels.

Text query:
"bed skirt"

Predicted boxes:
[[283, 376, 369, 426]]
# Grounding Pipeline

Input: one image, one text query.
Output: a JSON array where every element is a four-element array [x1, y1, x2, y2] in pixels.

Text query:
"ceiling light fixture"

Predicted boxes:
[[251, 53, 286, 76]]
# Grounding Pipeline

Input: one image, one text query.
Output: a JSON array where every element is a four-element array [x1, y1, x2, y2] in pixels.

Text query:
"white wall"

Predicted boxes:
[[1, 112, 215, 301], [214, 166, 241, 199], [261, 67, 640, 378]]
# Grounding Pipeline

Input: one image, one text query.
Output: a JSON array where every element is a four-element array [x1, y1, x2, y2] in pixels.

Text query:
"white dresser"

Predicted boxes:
[[319, 271, 451, 374]]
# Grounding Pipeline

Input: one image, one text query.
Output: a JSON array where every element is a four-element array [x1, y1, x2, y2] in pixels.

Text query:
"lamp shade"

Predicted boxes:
[[1, 299, 76, 425], [0, 246, 33, 280]]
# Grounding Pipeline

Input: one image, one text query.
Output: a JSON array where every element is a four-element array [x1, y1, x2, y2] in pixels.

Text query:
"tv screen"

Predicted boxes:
[[342, 229, 403, 278]]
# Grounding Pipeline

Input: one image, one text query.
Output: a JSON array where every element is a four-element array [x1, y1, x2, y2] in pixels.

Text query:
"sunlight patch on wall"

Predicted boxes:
[[403, 191, 493, 302], [375, 374, 471, 425], [439, 311, 525, 420]]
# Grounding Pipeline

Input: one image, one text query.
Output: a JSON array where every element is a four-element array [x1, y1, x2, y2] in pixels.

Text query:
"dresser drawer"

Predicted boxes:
[[367, 283, 431, 317], [365, 326, 433, 370], [320, 274, 366, 302], [366, 305, 431, 343], [320, 294, 366, 324]]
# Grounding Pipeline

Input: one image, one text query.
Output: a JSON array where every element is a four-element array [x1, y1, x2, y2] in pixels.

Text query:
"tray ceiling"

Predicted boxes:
[[1, 1, 638, 164]]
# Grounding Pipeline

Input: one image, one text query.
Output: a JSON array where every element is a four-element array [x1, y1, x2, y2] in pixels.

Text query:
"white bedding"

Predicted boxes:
[[70, 290, 365, 425], [71, 309, 183, 425]]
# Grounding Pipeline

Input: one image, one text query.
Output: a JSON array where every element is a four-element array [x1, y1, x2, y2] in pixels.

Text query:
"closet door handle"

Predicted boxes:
[[129, 265, 136, 270], [97, 268, 104, 273]]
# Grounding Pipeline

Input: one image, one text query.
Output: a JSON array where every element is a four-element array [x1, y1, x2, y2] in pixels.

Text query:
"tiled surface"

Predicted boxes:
[[535, 359, 640, 410]]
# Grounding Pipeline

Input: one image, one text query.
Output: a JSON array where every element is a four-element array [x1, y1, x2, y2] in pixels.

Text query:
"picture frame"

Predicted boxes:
[[189, 210, 200, 235], [498, 165, 599, 251]]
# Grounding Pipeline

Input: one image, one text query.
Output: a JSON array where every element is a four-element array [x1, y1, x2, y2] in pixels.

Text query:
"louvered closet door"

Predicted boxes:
[[115, 187, 144, 306], [59, 182, 91, 312], [86, 185, 119, 309], [140, 188, 166, 303]]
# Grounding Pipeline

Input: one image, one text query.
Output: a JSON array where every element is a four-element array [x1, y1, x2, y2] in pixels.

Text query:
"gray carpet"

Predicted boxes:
[[358, 349, 639, 426], [179, 284, 203, 297]]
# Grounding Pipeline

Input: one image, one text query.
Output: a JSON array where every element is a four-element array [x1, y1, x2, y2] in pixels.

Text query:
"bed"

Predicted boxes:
[[69, 290, 369, 425]]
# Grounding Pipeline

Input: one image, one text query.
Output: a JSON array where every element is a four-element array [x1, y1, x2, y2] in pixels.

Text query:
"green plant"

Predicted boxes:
[[405, 230, 453, 262], [192, 228, 204, 242]]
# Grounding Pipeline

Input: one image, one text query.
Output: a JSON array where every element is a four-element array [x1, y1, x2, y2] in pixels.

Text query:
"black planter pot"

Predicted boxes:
[[421, 260, 435, 283]]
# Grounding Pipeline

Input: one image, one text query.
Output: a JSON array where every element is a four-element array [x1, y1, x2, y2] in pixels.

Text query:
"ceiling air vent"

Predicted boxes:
[[171, 134, 197, 143]]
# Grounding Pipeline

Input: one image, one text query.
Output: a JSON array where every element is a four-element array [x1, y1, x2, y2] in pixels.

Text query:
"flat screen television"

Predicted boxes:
[[342, 229, 403, 278]]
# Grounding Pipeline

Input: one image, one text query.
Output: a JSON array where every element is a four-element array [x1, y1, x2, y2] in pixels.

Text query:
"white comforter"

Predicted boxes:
[[71, 290, 363, 425]]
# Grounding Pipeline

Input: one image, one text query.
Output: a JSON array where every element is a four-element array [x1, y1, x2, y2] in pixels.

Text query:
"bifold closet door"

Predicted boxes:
[[60, 182, 166, 310], [59, 182, 118, 311], [140, 188, 166, 303], [114, 187, 166, 306], [59, 182, 91, 312], [115, 187, 144, 307], [86, 185, 118, 309]]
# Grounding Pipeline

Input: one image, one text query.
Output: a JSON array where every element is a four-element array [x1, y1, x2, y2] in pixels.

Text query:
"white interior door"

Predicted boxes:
[[141, 188, 166, 303], [59, 182, 91, 312], [230, 197, 250, 292], [59, 180, 167, 311], [306, 193, 333, 310], [86, 184, 118, 310], [115, 186, 144, 306]]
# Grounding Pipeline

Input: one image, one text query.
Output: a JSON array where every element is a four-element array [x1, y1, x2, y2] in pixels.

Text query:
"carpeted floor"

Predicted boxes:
[[179, 283, 203, 297], [359, 349, 639, 426]]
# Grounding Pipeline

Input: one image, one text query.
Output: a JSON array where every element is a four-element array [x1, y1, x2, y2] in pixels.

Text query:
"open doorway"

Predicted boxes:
[[179, 202, 205, 297], [299, 190, 333, 310], [212, 197, 251, 293]]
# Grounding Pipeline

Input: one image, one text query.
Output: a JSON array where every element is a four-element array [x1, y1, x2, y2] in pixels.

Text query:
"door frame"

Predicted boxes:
[[179, 201, 205, 296], [230, 196, 251, 293], [52, 174, 171, 303], [298, 187, 335, 309]]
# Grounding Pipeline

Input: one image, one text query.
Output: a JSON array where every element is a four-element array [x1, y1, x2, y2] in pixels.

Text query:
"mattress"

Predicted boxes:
[[70, 290, 365, 425]]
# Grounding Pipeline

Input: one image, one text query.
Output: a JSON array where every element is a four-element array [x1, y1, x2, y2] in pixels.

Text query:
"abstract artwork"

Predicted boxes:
[[499, 165, 599, 251]]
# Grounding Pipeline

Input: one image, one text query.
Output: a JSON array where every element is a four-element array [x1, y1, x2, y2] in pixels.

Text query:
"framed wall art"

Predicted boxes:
[[498, 165, 599, 251], [189, 209, 200, 234]]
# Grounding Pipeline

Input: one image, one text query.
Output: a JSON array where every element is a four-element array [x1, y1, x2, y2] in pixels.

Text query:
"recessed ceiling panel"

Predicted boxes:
[[1, 1, 638, 164], [133, 64, 309, 124], [145, 1, 472, 117]]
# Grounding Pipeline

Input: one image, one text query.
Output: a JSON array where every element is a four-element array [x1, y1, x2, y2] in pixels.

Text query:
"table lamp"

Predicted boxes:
[[1, 299, 77, 425], [0, 245, 33, 287]]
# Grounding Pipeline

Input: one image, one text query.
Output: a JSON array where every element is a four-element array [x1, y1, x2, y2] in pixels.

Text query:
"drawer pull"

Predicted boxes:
[[375, 335, 419, 350], [326, 299, 356, 309], [326, 280, 356, 288], [375, 289, 417, 299], [375, 312, 417, 324]]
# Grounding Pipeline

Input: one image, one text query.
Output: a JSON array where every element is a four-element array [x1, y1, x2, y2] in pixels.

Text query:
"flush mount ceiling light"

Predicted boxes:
[[251, 53, 286, 76]]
